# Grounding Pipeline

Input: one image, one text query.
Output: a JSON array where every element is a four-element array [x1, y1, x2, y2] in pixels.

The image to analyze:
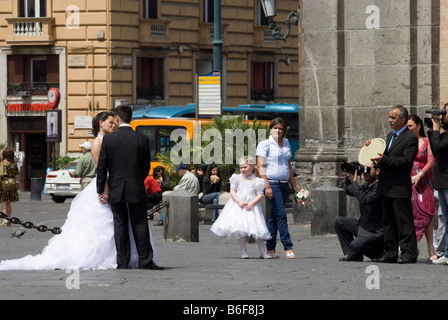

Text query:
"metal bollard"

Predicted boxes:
[[30, 177, 42, 201]]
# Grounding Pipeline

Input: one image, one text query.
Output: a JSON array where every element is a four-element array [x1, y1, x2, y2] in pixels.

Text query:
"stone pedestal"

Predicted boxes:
[[310, 186, 346, 236], [163, 189, 199, 242]]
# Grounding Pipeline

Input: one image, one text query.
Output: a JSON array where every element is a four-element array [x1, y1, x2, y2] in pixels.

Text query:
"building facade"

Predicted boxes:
[[0, 0, 298, 190]]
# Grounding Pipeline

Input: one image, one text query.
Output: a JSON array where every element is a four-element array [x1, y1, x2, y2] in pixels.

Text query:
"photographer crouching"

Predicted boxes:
[[427, 104, 448, 265], [334, 162, 383, 262]]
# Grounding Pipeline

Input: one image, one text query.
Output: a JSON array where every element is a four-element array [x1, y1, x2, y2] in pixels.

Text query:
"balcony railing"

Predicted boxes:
[[198, 22, 228, 47], [137, 86, 164, 101], [253, 26, 278, 49], [5, 17, 55, 45], [8, 82, 59, 97], [251, 88, 276, 102], [139, 19, 171, 46]]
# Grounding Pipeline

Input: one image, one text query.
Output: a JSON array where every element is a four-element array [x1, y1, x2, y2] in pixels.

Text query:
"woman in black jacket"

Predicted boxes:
[[201, 164, 222, 222]]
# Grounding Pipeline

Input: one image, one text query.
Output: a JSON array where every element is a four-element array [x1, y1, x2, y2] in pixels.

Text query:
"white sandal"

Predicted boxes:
[[267, 250, 280, 259], [285, 250, 295, 259]]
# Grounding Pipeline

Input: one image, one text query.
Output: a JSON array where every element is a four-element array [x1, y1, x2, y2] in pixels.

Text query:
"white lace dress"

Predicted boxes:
[[210, 173, 271, 240], [0, 179, 158, 270]]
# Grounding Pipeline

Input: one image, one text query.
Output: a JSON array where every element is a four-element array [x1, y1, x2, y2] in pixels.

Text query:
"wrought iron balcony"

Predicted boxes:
[[7, 82, 59, 97], [137, 85, 164, 101], [251, 88, 276, 101]]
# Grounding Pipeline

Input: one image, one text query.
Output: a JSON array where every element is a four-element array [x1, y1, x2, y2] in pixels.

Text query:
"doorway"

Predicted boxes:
[[25, 134, 47, 190]]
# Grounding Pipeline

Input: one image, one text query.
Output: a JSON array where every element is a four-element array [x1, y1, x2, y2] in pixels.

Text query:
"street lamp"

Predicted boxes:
[[260, 0, 300, 41]]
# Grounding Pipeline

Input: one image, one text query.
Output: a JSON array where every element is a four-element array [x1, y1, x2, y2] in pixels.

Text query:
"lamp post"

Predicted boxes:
[[260, 0, 300, 41], [213, 0, 222, 71]]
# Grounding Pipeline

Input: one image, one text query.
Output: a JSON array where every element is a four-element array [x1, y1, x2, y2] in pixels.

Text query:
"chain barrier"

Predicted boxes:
[[147, 201, 168, 220], [0, 211, 62, 234], [0, 201, 168, 234]]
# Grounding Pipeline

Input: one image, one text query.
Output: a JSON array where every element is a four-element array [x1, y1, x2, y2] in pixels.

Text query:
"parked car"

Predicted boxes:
[[44, 161, 81, 203]]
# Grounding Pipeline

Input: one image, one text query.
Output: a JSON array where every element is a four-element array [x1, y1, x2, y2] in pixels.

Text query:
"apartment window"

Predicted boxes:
[[31, 58, 47, 83], [143, 0, 157, 19], [251, 62, 275, 101], [203, 0, 214, 22], [137, 57, 164, 100], [7, 55, 59, 96], [257, 1, 269, 26], [19, 0, 46, 17]]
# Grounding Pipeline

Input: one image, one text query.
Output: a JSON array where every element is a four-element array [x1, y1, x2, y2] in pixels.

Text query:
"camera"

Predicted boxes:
[[425, 109, 447, 116], [424, 117, 433, 128], [341, 161, 371, 174]]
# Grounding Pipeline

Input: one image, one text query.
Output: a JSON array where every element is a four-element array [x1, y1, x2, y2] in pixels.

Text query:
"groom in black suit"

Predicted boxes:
[[371, 105, 419, 263], [97, 105, 162, 270]]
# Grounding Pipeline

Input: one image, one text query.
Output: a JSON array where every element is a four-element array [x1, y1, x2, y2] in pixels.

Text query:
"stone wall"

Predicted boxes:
[[295, 0, 440, 220]]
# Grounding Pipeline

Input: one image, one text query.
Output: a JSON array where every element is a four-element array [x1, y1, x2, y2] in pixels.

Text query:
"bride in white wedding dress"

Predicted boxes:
[[0, 111, 157, 270]]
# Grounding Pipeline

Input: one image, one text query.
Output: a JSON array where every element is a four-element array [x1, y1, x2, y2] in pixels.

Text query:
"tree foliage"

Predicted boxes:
[[157, 115, 269, 191]]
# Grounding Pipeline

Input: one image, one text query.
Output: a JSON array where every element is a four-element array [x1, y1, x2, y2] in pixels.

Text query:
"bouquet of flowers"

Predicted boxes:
[[294, 188, 311, 207]]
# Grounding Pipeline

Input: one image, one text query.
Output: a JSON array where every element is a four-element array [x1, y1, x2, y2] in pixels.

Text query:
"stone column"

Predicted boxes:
[[296, 0, 348, 191], [295, 0, 439, 221]]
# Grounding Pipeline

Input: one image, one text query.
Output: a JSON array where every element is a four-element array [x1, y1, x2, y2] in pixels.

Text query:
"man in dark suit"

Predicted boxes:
[[371, 105, 419, 263], [97, 105, 162, 270], [335, 163, 383, 262], [429, 103, 448, 265]]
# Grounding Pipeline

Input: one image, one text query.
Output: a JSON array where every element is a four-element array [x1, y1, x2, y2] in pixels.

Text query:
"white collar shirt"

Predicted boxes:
[[256, 135, 292, 181]]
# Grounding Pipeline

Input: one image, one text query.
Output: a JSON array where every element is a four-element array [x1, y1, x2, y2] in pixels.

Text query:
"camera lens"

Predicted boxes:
[[425, 109, 447, 116]]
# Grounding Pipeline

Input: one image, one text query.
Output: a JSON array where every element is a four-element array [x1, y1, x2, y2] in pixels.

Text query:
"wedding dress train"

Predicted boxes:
[[0, 177, 158, 270]]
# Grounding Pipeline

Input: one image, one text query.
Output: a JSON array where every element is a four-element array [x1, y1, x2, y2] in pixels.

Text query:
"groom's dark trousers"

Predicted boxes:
[[97, 125, 152, 269]]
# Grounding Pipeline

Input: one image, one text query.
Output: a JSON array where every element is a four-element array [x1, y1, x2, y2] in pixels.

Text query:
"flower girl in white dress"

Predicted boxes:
[[210, 156, 272, 259]]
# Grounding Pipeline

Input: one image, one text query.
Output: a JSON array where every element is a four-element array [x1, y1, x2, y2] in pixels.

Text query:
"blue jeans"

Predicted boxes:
[[159, 208, 164, 221], [438, 189, 448, 257], [201, 192, 220, 222], [265, 182, 293, 251]]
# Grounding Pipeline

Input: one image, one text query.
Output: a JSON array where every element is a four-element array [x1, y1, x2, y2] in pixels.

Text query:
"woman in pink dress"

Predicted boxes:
[[407, 115, 437, 260]]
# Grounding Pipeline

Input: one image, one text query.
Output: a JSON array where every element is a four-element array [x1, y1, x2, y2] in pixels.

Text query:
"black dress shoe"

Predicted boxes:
[[372, 256, 397, 263], [398, 257, 417, 264], [140, 262, 165, 270], [339, 254, 363, 262]]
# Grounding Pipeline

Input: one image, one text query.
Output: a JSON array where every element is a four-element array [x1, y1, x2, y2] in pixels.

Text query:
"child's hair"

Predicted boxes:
[[238, 155, 256, 166], [238, 156, 258, 176]]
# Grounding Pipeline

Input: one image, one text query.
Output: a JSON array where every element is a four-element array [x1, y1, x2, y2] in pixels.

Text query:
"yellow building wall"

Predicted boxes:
[[1, 0, 299, 153]]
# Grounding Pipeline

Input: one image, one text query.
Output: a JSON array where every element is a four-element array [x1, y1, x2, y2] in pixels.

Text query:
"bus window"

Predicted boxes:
[[136, 125, 187, 161]]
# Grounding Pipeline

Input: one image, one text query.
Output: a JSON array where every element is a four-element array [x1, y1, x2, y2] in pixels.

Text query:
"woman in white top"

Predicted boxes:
[[256, 117, 298, 259]]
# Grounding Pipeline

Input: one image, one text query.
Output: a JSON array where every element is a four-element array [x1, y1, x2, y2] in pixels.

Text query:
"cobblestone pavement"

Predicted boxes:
[[0, 192, 446, 303]]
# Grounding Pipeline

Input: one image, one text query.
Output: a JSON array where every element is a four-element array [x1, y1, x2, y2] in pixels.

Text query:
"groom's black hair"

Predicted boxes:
[[115, 104, 132, 123]]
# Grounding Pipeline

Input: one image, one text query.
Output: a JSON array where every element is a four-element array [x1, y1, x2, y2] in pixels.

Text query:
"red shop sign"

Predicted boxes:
[[7, 103, 53, 112]]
